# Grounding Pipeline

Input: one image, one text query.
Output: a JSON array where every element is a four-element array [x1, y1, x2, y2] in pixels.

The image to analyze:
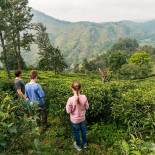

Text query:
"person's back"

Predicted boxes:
[[25, 70, 47, 126], [66, 81, 89, 151], [25, 82, 45, 106], [14, 70, 26, 100], [66, 94, 89, 124]]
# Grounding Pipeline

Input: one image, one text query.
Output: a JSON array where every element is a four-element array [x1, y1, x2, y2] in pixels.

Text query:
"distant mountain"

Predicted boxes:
[[24, 9, 155, 66]]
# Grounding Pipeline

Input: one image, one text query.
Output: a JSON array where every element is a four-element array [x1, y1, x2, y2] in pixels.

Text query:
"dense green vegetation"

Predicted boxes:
[[1, 1, 155, 155], [0, 71, 155, 154], [0, 0, 65, 76], [75, 39, 154, 81]]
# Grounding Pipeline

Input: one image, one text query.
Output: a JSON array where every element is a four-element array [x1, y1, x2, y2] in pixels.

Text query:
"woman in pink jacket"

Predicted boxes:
[[66, 81, 89, 151]]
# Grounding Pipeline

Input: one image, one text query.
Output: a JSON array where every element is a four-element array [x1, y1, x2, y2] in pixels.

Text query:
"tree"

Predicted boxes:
[[108, 51, 128, 72], [110, 38, 139, 55], [129, 51, 152, 66], [120, 51, 153, 79], [140, 45, 155, 62], [1, 0, 33, 70], [120, 63, 141, 79], [36, 23, 67, 73], [53, 47, 67, 73], [0, 0, 11, 78], [82, 54, 109, 73]]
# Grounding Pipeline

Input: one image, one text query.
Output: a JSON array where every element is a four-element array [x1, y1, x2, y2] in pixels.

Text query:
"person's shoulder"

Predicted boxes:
[[35, 83, 42, 88], [80, 94, 88, 101], [15, 79, 21, 83], [68, 96, 74, 101], [81, 94, 87, 98], [25, 82, 30, 87]]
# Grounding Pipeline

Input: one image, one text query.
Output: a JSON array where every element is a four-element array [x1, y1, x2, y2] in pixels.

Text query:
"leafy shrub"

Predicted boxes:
[[0, 80, 14, 91], [111, 87, 155, 139], [0, 71, 155, 154], [0, 92, 40, 154], [113, 135, 155, 155]]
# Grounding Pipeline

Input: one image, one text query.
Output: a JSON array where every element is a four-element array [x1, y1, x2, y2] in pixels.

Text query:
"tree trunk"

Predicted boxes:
[[0, 31, 11, 79], [12, 32, 21, 70], [17, 32, 22, 70]]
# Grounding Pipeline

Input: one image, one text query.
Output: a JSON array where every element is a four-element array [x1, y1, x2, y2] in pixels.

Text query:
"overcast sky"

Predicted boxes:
[[29, 0, 155, 22]]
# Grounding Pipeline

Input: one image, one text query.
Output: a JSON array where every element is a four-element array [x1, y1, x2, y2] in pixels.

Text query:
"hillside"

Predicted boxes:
[[24, 9, 155, 66]]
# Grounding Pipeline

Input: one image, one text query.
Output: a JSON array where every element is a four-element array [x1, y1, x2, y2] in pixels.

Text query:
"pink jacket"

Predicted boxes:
[[66, 95, 89, 124]]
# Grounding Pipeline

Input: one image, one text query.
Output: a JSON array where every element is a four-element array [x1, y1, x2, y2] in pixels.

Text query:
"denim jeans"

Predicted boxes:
[[71, 121, 87, 147]]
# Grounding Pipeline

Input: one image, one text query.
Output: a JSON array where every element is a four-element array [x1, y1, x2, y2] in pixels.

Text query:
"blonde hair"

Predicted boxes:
[[71, 81, 81, 104]]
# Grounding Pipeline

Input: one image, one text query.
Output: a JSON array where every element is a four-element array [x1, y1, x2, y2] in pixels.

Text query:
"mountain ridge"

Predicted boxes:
[[23, 9, 155, 66], [32, 9, 155, 25]]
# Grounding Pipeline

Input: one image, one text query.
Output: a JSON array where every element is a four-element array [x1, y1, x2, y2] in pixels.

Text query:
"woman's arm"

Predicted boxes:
[[85, 97, 89, 110], [66, 98, 72, 114]]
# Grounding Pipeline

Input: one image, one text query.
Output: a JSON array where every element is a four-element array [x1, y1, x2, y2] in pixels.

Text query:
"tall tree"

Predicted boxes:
[[53, 47, 67, 73], [0, 0, 11, 78], [108, 51, 128, 72], [2, 0, 33, 70], [110, 38, 139, 55], [36, 23, 67, 72]]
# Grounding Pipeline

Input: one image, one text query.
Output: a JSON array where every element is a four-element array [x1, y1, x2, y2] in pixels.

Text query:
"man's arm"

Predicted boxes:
[[17, 89, 27, 100], [15, 81, 27, 100]]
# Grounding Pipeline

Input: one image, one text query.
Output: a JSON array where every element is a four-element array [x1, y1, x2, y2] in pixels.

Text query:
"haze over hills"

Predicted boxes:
[[24, 9, 155, 66]]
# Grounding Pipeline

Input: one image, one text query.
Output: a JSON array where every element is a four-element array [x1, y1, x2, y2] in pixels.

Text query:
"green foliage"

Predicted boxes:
[[39, 72, 155, 141], [108, 50, 128, 72], [0, 0, 33, 70], [141, 45, 155, 63], [114, 135, 155, 155], [0, 92, 40, 154], [0, 71, 155, 154], [120, 63, 140, 79], [80, 54, 109, 73], [120, 51, 153, 79], [129, 51, 152, 65], [36, 23, 67, 72], [111, 87, 155, 139], [110, 38, 139, 55]]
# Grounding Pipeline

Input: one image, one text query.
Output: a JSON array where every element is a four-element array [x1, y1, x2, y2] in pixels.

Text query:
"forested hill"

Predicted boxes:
[[30, 9, 155, 65]]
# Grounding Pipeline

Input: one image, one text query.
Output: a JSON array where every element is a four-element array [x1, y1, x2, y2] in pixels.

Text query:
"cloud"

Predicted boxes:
[[29, 0, 155, 22]]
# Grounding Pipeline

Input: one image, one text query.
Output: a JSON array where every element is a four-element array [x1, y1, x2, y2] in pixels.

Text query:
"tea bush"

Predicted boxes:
[[0, 71, 155, 154], [111, 87, 155, 139], [41, 75, 155, 141], [0, 92, 40, 154]]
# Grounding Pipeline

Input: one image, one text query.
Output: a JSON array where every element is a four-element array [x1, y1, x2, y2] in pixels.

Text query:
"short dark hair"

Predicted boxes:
[[30, 70, 38, 79], [15, 70, 22, 77]]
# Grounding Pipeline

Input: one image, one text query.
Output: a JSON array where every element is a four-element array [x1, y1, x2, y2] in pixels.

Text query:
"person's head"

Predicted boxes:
[[15, 70, 22, 78], [71, 81, 81, 104], [71, 80, 81, 94], [30, 70, 38, 81]]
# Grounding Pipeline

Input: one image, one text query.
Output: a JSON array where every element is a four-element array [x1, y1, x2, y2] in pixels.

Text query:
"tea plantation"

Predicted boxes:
[[0, 71, 155, 155]]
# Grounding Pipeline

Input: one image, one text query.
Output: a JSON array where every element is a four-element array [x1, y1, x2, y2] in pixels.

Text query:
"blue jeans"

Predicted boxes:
[[71, 121, 87, 147]]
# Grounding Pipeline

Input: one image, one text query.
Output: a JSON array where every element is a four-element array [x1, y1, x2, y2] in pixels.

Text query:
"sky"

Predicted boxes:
[[29, 0, 155, 23]]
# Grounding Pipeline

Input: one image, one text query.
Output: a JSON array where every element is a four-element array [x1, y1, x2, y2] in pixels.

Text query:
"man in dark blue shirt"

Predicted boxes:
[[14, 70, 26, 100], [25, 70, 47, 127]]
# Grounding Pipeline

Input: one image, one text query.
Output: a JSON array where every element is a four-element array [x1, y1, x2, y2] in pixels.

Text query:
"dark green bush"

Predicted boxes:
[[0, 92, 40, 154], [0, 80, 14, 91]]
